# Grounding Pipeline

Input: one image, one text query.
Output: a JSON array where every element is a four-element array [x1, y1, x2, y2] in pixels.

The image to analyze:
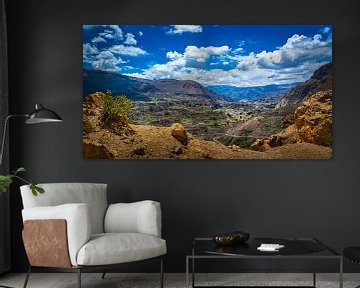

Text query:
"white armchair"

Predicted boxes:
[[20, 183, 166, 288]]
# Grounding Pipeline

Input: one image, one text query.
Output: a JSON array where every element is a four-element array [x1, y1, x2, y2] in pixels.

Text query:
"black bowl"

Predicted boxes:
[[212, 231, 250, 246], [212, 234, 237, 245], [233, 230, 250, 242]]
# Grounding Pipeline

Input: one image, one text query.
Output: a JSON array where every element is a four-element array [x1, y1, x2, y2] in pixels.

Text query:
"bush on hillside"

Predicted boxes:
[[101, 91, 132, 127]]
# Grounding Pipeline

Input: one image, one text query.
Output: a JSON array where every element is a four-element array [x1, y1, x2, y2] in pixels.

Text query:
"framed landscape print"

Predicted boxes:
[[83, 25, 332, 159]]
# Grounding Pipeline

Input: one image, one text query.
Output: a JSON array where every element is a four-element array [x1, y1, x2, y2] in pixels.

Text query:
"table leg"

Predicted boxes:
[[192, 257, 195, 288], [313, 254, 316, 287], [186, 257, 189, 288], [339, 257, 343, 288]]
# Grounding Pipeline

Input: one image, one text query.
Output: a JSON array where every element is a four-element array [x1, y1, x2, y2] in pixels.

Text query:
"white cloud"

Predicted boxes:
[[138, 31, 143, 36], [125, 45, 235, 83], [124, 33, 331, 87], [109, 44, 147, 56], [83, 43, 98, 55], [91, 36, 107, 44], [126, 61, 328, 87], [99, 31, 116, 39], [166, 25, 203, 35], [83, 43, 99, 64], [109, 25, 123, 38], [84, 25, 123, 39], [164, 45, 230, 68], [166, 51, 183, 60], [256, 34, 331, 69], [234, 47, 244, 53], [124, 33, 137, 45], [230, 33, 331, 72], [322, 26, 331, 34], [91, 51, 126, 71], [183, 45, 230, 63]]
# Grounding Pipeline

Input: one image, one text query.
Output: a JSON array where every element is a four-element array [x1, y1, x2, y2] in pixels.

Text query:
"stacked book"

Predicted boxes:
[[257, 243, 285, 252]]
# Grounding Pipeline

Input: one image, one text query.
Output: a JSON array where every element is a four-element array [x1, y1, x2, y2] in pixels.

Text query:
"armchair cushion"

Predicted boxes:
[[20, 183, 108, 234], [76, 233, 167, 266], [104, 200, 162, 237], [22, 203, 91, 266]]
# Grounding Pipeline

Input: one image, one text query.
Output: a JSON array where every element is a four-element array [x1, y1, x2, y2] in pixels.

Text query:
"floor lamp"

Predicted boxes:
[[0, 103, 62, 288]]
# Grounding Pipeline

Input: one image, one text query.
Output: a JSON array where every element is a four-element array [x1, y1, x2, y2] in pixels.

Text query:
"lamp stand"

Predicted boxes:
[[0, 114, 27, 168]]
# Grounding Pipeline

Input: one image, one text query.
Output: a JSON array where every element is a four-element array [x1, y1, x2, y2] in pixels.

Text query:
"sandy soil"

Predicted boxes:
[[83, 124, 332, 160]]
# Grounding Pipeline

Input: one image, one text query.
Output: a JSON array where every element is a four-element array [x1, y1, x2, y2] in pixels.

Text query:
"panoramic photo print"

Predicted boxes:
[[83, 25, 332, 159]]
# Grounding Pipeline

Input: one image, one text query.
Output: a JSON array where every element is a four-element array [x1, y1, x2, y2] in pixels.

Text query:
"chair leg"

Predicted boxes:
[[101, 270, 107, 279], [160, 257, 164, 288], [77, 269, 81, 288], [23, 266, 31, 288]]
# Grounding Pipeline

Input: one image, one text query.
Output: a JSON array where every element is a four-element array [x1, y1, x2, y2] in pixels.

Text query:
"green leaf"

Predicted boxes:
[[15, 167, 26, 173], [30, 182, 44, 196], [35, 185, 45, 194], [0, 175, 13, 192]]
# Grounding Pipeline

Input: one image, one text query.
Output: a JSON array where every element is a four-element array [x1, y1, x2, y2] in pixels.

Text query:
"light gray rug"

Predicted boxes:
[[113, 280, 355, 287]]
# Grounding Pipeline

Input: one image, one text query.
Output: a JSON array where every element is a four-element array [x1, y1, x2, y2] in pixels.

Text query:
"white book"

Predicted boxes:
[[257, 243, 285, 251]]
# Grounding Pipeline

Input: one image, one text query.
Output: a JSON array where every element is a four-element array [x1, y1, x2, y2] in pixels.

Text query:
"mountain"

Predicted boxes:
[[207, 83, 299, 101], [83, 69, 223, 102], [153, 79, 223, 101], [83, 69, 161, 101], [276, 62, 332, 108]]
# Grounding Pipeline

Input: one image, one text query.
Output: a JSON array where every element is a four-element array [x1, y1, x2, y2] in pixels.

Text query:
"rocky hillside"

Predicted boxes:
[[223, 62, 332, 144], [83, 92, 331, 159], [276, 62, 332, 108], [251, 90, 332, 152]]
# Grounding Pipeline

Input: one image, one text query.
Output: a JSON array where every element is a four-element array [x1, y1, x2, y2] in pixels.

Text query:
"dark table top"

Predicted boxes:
[[191, 238, 339, 257]]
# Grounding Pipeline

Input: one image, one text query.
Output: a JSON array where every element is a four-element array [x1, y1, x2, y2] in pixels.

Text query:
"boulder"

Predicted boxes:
[[83, 140, 114, 159], [272, 124, 299, 145], [83, 117, 99, 134], [170, 123, 188, 145], [294, 90, 332, 146], [83, 92, 105, 134], [251, 138, 271, 152], [251, 125, 299, 152], [83, 92, 105, 111]]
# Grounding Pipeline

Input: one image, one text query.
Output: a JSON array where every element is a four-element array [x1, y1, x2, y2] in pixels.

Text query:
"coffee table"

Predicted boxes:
[[186, 237, 343, 288]]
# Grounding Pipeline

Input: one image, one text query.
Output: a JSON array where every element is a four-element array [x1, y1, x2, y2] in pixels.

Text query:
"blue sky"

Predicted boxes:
[[83, 25, 332, 87]]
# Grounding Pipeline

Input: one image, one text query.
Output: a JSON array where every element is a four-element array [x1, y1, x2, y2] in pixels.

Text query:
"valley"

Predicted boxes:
[[131, 95, 281, 142], [83, 62, 332, 159], [83, 68, 287, 143]]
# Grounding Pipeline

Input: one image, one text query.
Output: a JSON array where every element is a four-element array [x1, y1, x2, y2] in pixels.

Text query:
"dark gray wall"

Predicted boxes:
[[5, 0, 360, 273]]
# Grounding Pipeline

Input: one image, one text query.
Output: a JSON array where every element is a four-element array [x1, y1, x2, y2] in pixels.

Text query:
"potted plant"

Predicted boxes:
[[0, 167, 44, 196]]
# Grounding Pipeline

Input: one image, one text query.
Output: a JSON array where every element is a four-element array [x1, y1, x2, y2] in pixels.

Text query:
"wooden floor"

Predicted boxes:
[[0, 273, 359, 288]]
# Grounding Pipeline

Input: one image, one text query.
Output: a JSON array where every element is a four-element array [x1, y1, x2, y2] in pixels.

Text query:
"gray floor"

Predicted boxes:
[[0, 273, 359, 288]]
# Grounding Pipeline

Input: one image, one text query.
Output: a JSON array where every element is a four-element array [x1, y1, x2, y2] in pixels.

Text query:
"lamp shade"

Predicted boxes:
[[25, 104, 63, 124]]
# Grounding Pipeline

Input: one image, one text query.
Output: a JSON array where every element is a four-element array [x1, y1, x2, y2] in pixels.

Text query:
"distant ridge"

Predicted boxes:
[[276, 62, 332, 108], [208, 83, 300, 101], [83, 69, 223, 102]]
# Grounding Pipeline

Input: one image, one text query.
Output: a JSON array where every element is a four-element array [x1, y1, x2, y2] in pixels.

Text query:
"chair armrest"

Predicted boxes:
[[22, 203, 91, 266], [104, 200, 162, 237]]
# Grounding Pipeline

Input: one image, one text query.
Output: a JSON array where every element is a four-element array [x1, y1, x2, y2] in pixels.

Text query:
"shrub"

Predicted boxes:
[[101, 92, 132, 127]]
